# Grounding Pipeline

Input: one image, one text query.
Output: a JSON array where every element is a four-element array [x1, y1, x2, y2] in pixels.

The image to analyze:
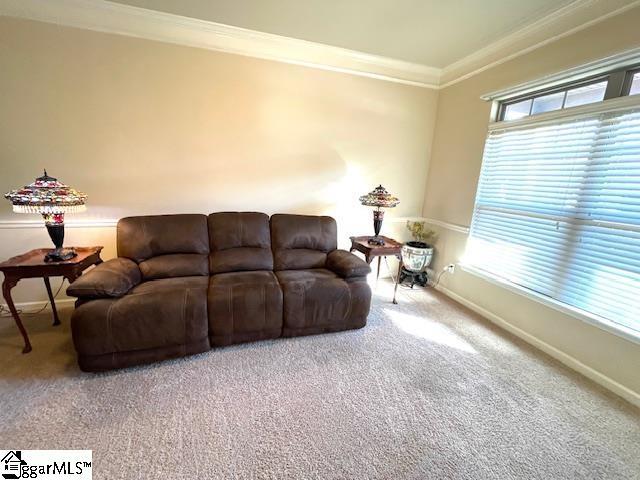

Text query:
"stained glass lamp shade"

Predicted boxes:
[[359, 185, 399, 245], [4, 171, 87, 261]]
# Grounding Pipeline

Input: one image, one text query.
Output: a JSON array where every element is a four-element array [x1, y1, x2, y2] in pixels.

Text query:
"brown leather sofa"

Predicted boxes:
[[67, 213, 372, 371]]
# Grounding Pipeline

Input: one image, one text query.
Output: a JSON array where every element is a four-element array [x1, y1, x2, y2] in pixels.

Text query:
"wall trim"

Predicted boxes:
[[0, 0, 441, 88], [1, 0, 636, 90], [423, 217, 470, 234], [435, 283, 640, 408], [0, 220, 117, 229], [439, 0, 640, 88], [391, 216, 470, 234], [0, 217, 468, 232]]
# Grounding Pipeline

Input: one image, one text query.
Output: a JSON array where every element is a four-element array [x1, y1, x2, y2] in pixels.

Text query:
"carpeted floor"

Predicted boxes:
[[0, 281, 638, 479]]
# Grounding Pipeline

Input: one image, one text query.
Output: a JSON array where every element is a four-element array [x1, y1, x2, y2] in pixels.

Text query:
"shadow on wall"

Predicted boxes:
[[64, 144, 373, 236], [43, 144, 371, 219]]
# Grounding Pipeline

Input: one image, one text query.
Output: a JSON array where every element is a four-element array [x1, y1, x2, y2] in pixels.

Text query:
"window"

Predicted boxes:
[[499, 64, 640, 121], [565, 81, 609, 107], [467, 68, 640, 338], [628, 71, 640, 96], [503, 98, 532, 121], [501, 79, 608, 120]]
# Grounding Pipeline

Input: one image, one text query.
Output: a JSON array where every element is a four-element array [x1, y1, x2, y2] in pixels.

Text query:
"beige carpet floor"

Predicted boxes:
[[0, 282, 638, 480]]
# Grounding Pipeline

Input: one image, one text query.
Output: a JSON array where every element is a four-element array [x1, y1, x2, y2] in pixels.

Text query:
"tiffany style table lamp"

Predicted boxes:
[[4, 170, 87, 262], [359, 185, 399, 246]]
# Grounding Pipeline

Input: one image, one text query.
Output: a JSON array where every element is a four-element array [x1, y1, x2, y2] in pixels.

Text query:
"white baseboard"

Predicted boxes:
[[1, 298, 75, 313], [435, 284, 640, 408]]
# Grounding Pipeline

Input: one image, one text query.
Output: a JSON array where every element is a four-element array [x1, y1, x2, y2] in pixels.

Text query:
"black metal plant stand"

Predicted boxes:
[[399, 267, 429, 288]]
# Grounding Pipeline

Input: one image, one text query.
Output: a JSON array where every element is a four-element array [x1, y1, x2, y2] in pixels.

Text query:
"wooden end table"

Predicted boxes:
[[349, 235, 402, 280], [0, 246, 103, 353]]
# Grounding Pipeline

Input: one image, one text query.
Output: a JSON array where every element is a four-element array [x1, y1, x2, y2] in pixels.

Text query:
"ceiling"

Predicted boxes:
[[2, 0, 636, 88], [113, 0, 576, 68]]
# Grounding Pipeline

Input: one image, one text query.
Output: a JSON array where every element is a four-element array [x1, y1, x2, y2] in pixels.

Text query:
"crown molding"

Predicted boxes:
[[0, 0, 637, 90], [439, 0, 640, 88], [0, 0, 441, 88], [481, 46, 640, 101]]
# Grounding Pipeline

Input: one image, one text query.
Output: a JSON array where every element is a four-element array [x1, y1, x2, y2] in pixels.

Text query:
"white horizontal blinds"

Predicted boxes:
[[576, 110, 640, 226], [561, 226, 640, 327], [562, 109, 640, 329], [479, 119, 598, 218], [468, 104, 640, 334], [466, 211, 568, 298]]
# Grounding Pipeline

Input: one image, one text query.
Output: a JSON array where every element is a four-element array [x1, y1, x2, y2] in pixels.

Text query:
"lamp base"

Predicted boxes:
[[43, 219, 76, 262], [368, 209, 385, 245], [368, 236, 385, 246], [45, 248, 77, 262]]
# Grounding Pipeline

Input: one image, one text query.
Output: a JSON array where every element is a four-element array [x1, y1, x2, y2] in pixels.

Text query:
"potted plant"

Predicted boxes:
[[400, 221, 437, 286]]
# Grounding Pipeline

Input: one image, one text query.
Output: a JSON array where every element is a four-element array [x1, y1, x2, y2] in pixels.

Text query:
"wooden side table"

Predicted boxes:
[[0, 246, 103, 353], [349, 235, 402, 280]]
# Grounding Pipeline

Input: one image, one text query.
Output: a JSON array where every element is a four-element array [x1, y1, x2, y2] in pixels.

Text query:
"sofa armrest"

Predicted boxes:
[[67, 258, 141, 299], [326, 250, 371, 279]]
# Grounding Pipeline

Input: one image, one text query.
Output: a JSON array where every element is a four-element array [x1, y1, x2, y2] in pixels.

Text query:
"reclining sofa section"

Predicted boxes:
[[67, 213, 372, 371]]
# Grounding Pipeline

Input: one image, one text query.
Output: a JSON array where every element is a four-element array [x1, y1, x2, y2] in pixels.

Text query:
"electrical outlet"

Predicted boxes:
[[445, 263, 456, 274]]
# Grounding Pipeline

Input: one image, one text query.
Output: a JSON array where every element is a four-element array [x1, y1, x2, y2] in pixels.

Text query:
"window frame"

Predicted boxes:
[[467, 100, 640, 343], [496, 64, 640, 121], [622, 67, 640, 95], [471, 62, 640, 344]]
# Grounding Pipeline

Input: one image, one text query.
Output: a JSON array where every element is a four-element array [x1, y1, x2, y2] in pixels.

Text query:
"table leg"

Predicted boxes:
[[2, 277, 32, 353], [392, 259, 403, 305], [43, 277, 60, 326], [376, 256, 382, 280]]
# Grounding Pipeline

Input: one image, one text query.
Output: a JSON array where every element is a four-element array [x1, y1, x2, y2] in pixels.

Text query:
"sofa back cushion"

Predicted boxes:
[[117, 214, 209, 280], [270, 214, 337, 270], [208, 212, 273, 274]]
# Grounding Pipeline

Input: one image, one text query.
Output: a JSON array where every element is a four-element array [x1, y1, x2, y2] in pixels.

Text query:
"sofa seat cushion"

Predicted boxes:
[[71, 278, 209, 371], [208, 271, 283, 346], [275, 268, 338, 283], [275, 269, 371, 336]]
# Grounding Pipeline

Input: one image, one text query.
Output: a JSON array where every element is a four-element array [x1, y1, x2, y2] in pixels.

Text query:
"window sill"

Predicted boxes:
[[460, 263, 640, 346]]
